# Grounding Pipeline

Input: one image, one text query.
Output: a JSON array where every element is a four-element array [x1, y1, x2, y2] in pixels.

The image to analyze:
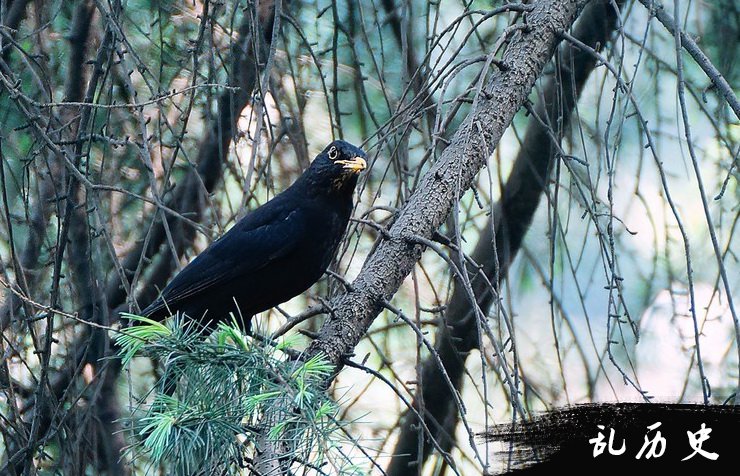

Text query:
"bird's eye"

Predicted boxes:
[[328, 146, 338, 160]]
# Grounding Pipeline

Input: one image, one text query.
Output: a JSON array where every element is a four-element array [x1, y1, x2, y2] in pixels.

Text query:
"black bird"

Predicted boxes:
[[140, 140, 367, 331]]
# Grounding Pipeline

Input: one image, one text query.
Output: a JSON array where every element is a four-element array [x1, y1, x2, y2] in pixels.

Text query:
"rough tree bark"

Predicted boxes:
[[252, 0, 589, 472], [386, 1, 624, 473], [306, 0, 587, 369], [252, 0, 592, 471]]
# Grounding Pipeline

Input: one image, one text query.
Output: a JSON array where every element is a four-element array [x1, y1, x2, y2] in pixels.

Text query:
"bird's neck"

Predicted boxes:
[[293, 172, 358, 201], [284, 176, 353, 224]]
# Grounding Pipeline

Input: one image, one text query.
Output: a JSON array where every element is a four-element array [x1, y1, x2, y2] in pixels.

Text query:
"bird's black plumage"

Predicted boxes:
[[140, 140, 367, 331]]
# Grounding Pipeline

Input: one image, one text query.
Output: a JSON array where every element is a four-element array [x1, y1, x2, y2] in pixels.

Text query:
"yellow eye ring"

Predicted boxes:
[[328, 146, 338, 160]]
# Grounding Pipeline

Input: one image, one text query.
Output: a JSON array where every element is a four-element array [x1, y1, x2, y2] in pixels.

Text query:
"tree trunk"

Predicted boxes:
[[385, 1, 625, 473]]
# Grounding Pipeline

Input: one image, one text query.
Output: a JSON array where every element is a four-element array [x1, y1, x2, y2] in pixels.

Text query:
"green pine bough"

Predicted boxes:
[[115, 314, 363, 475]]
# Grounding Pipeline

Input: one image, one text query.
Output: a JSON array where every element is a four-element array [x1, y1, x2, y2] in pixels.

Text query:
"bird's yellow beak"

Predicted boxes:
[[336, 156, 367, 173]]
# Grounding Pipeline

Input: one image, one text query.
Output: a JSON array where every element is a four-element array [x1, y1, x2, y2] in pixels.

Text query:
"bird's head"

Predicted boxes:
[[305, 140, 367, 194]]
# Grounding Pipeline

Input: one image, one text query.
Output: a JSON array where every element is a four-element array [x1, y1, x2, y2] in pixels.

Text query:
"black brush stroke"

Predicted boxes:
[[482, 403, 739, 474]]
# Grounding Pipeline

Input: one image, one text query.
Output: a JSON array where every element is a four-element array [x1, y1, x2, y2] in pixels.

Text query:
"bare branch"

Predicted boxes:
[[637, 0, 740, 120], [386, 2, 626, 471], [307, 0, 588, 372]]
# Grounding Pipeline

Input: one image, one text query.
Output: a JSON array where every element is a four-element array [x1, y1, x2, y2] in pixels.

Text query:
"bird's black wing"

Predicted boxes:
[[143, 202, 308, 317]]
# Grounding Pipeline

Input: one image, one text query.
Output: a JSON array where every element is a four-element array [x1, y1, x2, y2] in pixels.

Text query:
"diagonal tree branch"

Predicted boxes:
[[385, 1, 625, 472], [254, 1, 591, 471], [637, 0, 740, 120], [307, 0, 588, 367]]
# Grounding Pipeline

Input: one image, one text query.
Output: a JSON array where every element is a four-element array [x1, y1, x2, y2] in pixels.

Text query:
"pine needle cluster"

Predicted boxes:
[[115, 314, 363, 475]]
